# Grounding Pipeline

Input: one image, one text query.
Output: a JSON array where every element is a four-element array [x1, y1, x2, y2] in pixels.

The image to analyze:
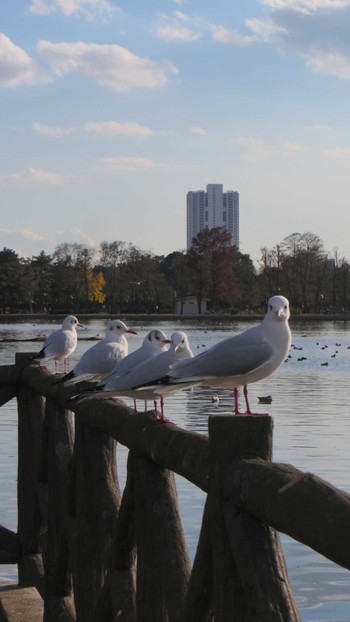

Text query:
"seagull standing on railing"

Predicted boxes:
[[72, 331, 193, 421], [56, 319, 137, 386], [31, 315, 84, 373], [71, 329, 171, 407], [143, 295, 292, 415]]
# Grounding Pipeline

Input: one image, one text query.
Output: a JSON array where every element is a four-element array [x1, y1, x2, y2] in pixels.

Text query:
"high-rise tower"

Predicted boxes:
[[187, 183, 239, 250]]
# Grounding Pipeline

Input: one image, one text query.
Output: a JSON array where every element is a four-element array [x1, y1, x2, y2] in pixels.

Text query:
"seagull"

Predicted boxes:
[[73, 329, 171, 405], [31, 315, 84, 373], [148, 295, 292, 415], [73, 331, 193, 421], [56, 319, 137, 386]]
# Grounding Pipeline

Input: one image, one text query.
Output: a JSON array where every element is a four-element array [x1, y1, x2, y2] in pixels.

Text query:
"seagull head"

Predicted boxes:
[[106, 319, 137, 337], [63, 315, 84, 329], [170, 331, 191, 353], [267, 296, 290, 322], [147, 329, 171, 348]]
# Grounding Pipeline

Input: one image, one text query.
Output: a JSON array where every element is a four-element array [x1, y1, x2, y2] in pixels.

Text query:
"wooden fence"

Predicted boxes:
[[1, 351, 350, 621]]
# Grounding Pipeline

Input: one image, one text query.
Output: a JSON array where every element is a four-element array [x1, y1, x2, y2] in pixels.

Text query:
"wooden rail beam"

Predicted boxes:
[[19, 361, 350, 573]]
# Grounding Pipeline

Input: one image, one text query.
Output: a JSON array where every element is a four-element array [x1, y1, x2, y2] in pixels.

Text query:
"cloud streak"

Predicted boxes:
[[84, 121, 154, 137], [0, 33, 49, 87], [0, 168, 72, 185], [102, 157, 159, 171], [32, 123, 76, 137], [28, 0, 116, 19], [212, 2, 350, 82], [37, 40, 178, 92]]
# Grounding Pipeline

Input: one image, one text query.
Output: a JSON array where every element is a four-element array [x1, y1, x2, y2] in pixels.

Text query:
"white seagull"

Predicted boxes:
[[150, 295, 292, 415], [57, 319, 137, 386], [74, 331, 193, 421], [72, 328, 171, 405], [31, 315, 84, 373]]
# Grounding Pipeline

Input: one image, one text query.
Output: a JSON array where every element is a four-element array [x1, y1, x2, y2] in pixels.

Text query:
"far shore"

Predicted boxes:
[[0, 312, 349, 323]]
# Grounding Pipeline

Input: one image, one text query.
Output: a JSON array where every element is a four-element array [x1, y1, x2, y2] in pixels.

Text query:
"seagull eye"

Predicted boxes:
[[155, 335, 160, 340]]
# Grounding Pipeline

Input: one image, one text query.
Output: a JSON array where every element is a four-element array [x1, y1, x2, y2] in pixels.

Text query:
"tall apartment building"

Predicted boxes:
[[186, 183, 239, 250]]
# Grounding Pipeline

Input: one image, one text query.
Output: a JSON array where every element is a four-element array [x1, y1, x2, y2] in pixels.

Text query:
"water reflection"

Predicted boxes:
[[1, 318, 350, 619]]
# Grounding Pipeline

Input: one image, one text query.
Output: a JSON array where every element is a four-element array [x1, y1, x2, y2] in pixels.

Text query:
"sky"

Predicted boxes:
[[1, 0, 350, 265]]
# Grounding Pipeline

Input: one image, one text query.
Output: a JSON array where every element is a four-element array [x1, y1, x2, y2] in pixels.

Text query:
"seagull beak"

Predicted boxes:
[[163, 339, 172, 344], [77, 322, 84, 328], [126, 329, 137, 334]]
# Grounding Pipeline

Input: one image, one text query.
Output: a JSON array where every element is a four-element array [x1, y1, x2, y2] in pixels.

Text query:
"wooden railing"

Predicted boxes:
[[1, 352, 350, 621]]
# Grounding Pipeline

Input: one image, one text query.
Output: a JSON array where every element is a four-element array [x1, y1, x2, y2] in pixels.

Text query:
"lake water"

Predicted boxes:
[[1, 316, 350, 621]]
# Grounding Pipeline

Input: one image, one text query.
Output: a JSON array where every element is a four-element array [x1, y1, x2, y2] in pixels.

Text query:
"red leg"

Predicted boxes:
[[243, 385, 252, 415], [234, 387, 241, 414]]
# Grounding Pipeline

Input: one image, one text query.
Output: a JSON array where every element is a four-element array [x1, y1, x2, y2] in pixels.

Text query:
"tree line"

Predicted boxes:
[[0, 228, 348, 315]]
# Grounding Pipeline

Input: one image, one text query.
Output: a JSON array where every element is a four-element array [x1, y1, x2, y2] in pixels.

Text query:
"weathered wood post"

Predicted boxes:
[[16, 353, 47, 588], [95, 451, 137, 622], [71, 416, 121, 622], [41, 397, 76, 622], [209, 414, 301, 622], [132, 450, 191, 622]]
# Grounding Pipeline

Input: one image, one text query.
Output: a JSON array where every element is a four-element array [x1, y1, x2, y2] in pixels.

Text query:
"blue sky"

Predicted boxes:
[[1, 0, 350, 264]]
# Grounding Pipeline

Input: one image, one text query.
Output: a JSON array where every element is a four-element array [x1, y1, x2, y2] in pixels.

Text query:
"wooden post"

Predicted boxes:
[[182, 498, 214, 622], [95, 451, 137, 622], [42, 397, 75, 622], [71, 417, 121, 622], [133, 453, 191, 622], [16, 352, 47, 586], [209, 415, 301, 622]]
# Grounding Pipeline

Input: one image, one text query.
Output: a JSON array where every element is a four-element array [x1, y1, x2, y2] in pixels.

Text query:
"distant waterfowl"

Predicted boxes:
[[258, 395, 272, 404]]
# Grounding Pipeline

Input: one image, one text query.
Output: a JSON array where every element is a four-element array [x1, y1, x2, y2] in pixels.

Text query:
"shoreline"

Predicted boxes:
[[0, 312, 349, 323]]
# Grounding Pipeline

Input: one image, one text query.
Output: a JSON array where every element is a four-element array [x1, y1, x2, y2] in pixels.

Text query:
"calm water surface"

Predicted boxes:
[[1, 317, 350, 621]]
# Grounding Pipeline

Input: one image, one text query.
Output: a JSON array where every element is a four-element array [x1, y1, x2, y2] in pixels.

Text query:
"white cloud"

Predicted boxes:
[[84, 121, 154, 137], [0, 33, 49, 87], [0, 168, 72, 185], [261, 0, 350, 15], [323, 146, 350, 160], [212, 4, 350, 83], [212, 19, 286, 45], [102, 157, 159, 171], [212, 26, 255, 46], [282, 142, 303, 151], [55, 228, 97, 247], [229, 136, 270, 161], [28, 0, 116, 19], [32, 122, 76, 137], [37, 40, 178, 91], [0, 227, 44, 242], [191, 126, 207, 135], [154, 12, 203, 42], [304, 49, 350, 79]]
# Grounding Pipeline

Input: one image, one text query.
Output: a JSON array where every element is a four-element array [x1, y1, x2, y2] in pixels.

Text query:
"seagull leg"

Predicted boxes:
[[156, 396, 173, 424], [234, 387, 242, 415], [243, 384, 252, 415], [243, 385, 267, 416]]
